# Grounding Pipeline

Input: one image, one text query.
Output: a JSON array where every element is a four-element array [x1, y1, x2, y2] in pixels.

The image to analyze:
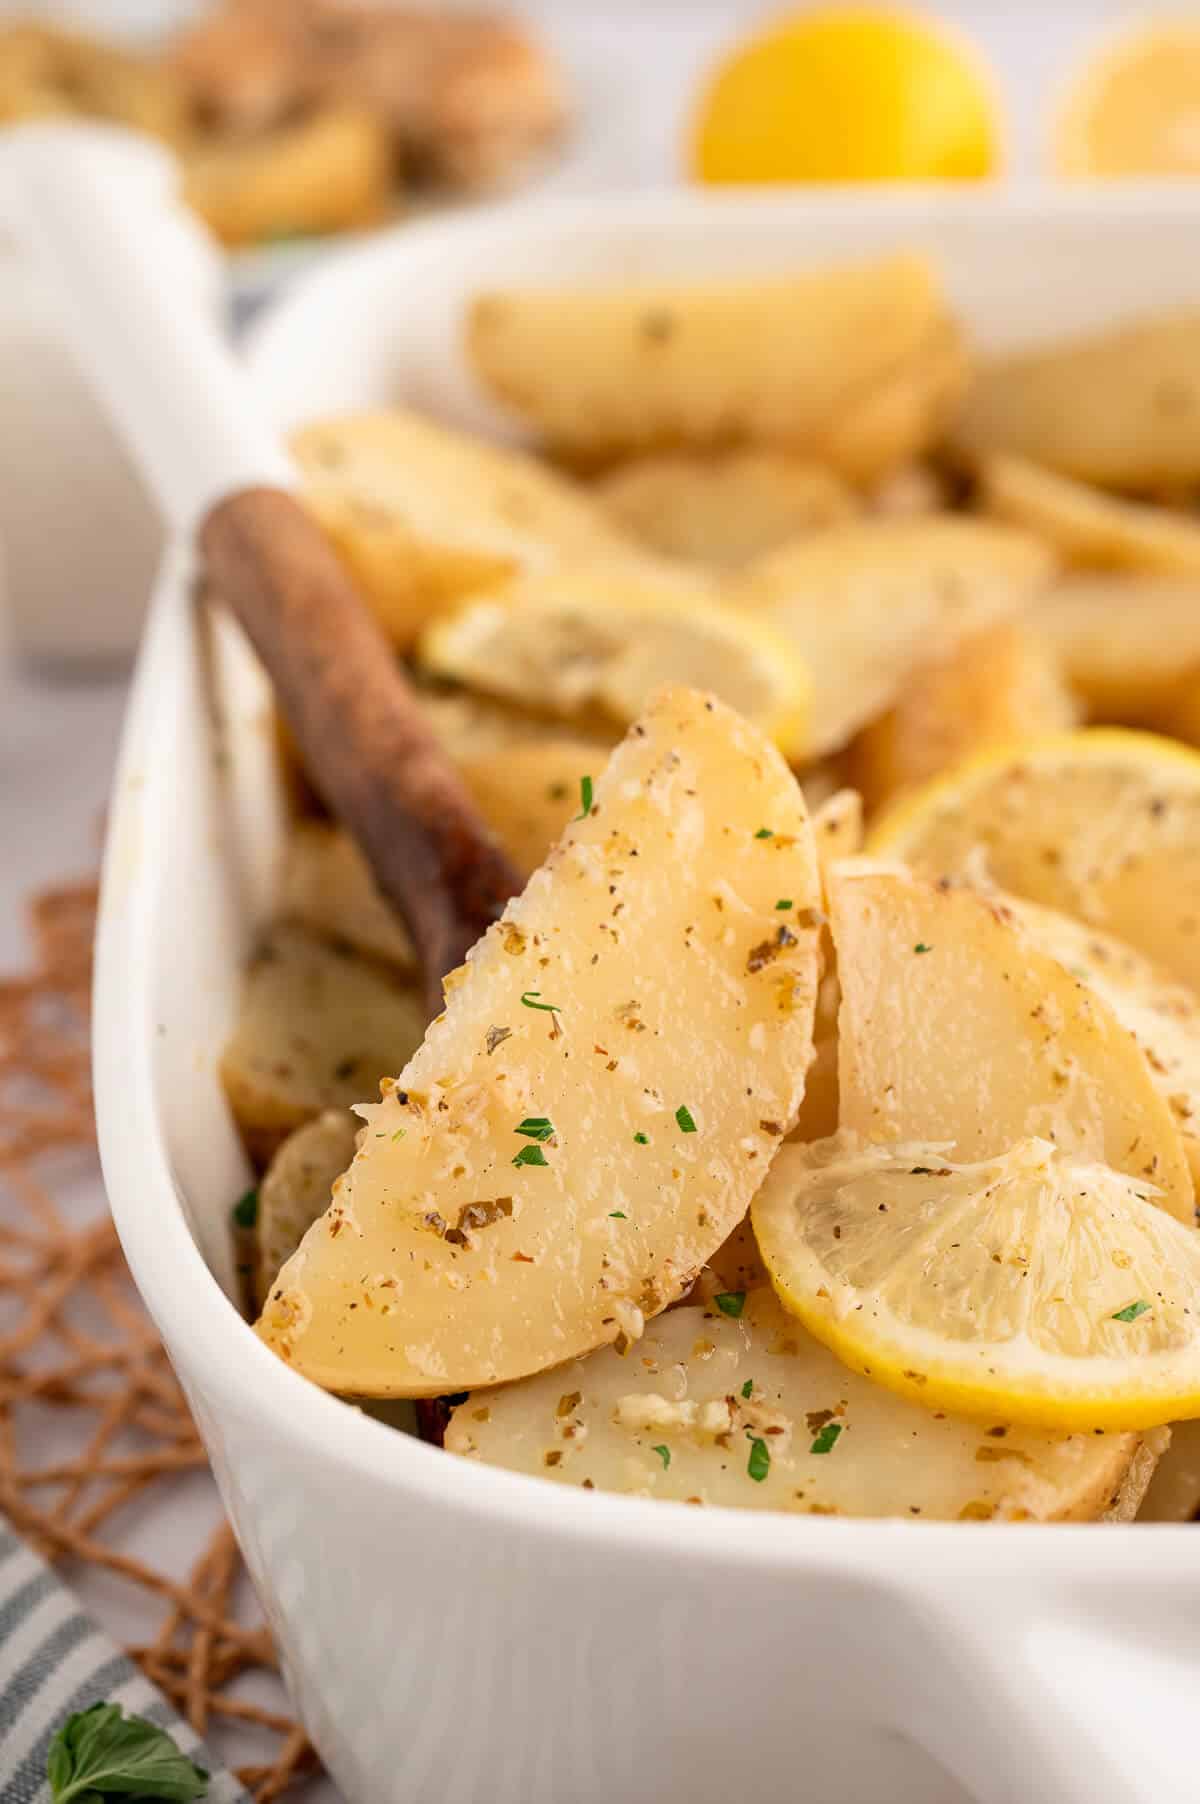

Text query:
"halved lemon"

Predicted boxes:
[[869, 728, 1200, 993], [754, 1135, 1200, 1431], [419, 565, 812, 759], [691, 6, 1000, 184], [1055, 18, 1200, 178]]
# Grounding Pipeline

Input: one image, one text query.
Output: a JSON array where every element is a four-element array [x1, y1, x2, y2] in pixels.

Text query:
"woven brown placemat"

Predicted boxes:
[[0, 878, 321, 1801]]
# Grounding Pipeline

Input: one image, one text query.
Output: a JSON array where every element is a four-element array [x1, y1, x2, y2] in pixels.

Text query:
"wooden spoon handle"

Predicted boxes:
[[201, 487, 521, 1015]]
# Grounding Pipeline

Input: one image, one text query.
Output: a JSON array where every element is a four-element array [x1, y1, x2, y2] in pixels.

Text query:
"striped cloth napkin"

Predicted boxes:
[[0, 1522, 247, 1803]]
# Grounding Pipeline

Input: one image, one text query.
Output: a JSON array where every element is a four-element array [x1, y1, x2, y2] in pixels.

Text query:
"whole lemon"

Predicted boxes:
[[691, 6, 1000, 184]]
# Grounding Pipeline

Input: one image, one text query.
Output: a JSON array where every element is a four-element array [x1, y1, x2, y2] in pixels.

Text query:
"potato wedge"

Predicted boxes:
[[957, 308, 1200, 488], [457, 737, 602, 877], [291, 409, 639, 648], [850, 623, 1078, 812], [829, 860, 1194, 1220], [1138, 1418, 1200, 1521], [257, 687, 822, 1395], [466, 254, 962, 478], [981, 453, 1200, 574], [279, 822, 415, 973], [184, 106, 393, 249], [730, 518, 1055, 757], [446, 1286, 1151, 1520], [1040, 575, 1200, 719], [257, 1110, 360, 1308], [220, 925, 426, 1166], [420, 690, 619, 766], [593, 451, 857, 565]]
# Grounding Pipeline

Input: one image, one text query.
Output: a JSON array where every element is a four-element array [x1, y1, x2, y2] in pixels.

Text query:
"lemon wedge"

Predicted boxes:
[[691, 6, 999, 184], [754, 1135, 1200, 1431], [1055, 18, 1200, 177], [869, 727, 1200, 994], [419, 565, 811, 759]]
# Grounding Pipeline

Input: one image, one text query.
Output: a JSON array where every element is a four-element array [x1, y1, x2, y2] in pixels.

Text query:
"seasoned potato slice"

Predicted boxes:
[[593, 451, 857, 565], [957, 308, 1200, 488], [458, 737, 602, 877], [184, 106, 393, 248], [421, 690, 619, 766], [446, 1287, 1152, 1520], [291, 409, 638, 648], [1040, 575, 1200, 718], [279, 822, 415, 973], [257, 687, 822, 1395], [981, 453, 1200, 574], [731, 518, 1055, 756], [850, 624, 1078, 811], [467, 254, 962, 478], [220, 925, 426, 1165], [829, 860, 1194, 1220], [257, 1110, 360, 1308]]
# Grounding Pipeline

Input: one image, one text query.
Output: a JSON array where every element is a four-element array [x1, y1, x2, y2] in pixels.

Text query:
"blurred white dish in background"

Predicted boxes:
[[0, 123, 220, 669]]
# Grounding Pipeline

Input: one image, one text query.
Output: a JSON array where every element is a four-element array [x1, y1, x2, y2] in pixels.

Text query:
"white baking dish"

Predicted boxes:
[[95, 192, 1200, 1804]]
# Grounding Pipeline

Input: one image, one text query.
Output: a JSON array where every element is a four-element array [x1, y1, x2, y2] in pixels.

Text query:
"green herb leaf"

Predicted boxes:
[[609, 1211, 627, 1219], [651, 1444, 671, 1469], [714, 1291, 745, 1318], [575, 774, 594, 820], [392, 1128, 406, 1141], [747, 1437, 770, 1482], [754, 827, 774, 840], [675, 1104, 697, 1134], [231, 1188, 258, 1230], [514, 1116, 556, 1142], [741, 1378, 754, 1399], [810, 1422, 843, 1455], [512, 1144, 550, 1169], [521, 990, 561, 1013], [47, 1703, 209, 1803], [1112, 1300, 1151, 1323], [775, 899, 793, 911], [913, 942, 933, 955], [633, 1131, 649, 1145]]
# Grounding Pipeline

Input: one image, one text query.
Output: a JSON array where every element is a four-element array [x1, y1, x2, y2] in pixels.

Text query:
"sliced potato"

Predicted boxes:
[[1040, 575, 1200, 718], [290, 408, 638, 648], [593, 450, 857, 566], [466, 254, 961, 477], [829, 859, 1194, 1220], [419, 564, 812, 758], [1138, 1418, 1200, 1520], [957, 309, 1200, 488], [184, 106, 393, 249], [457, 737, 603, 877], [850, 623, 1078, 812], [981, 453, 1200, 575], [447, 1287, 1149, 1520], [257, 687, 822, 1395], [420, 690, 619, 766], [257, 1110, 360, 1308], [279, 821, 415, 973], [811, 788, 865, 874], [731, 517, 1055, 757], [220, 924, 426, 1166]]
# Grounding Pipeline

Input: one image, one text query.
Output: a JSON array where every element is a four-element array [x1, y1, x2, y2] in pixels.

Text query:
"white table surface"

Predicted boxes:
[[0, 4, 1155, 1797]]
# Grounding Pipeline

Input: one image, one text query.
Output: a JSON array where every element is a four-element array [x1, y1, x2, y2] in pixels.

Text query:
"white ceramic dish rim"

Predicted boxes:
[[95, 185, 1200, 1589]]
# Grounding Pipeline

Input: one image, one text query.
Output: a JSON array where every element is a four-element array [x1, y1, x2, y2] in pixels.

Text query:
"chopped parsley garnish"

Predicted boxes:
[[609, 1211, 627, 1219], [521, 990, 561, 1013], [232, 1188, 258, 1230], [575, 774, 594, 820], [741, 1378, 754, 1399], [810, 1422, 843, 1455], [652, 1444, 671, 1470], [714, 1291, 745, 1318], [512, 1144, 550, 1169], [392, 1128, 406, 1141], [1112, 1299, 1151, 1323], [515, 1116, 556, 1142], [633, 1131, 649, 1145], [914, 942, 933, 955], [675, 1104, 698, 1134], [754, 827, 774, 840], [46, 1703, 208, 1803], [747, 1437, 770, 1482], [775, 899, 793, 911]]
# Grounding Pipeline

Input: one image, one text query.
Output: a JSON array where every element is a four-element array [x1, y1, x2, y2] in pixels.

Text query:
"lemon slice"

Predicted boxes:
[[1055, 18, 1200, 177], [869, 727, 1200, 993], [754, 1135, 1200, 1430], [691, 6, 1000, 184], [981, 454, 1200, 577], [419, 566, 811, 758]]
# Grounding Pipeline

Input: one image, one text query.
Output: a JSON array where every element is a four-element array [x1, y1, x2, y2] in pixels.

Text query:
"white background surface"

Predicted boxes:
[[0, 3, 1185, 1798]]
